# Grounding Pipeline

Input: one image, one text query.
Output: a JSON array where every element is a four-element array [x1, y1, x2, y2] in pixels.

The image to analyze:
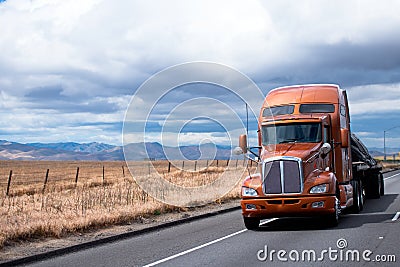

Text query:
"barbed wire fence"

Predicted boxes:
[[1, 159, 248, 196]]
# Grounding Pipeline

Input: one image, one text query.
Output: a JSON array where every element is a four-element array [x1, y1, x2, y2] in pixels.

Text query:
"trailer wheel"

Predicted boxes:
[[379, 173, 385, 196], [243, 217, 260, 230], [350, 180, 363, 213], [366, 173, 381, 199], [360, 180, 365, 208]]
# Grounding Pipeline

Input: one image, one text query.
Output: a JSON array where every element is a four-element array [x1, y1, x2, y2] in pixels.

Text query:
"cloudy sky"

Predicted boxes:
[[1, 0, 400, 149]]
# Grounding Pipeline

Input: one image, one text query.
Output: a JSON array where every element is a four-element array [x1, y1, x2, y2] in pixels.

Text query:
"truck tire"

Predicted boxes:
[[379, 173, 385, 196], [243, 217, 260, 230], [325, 196, 340, 227], [360, 180, 365, 208], [350, 180, 363, 213], [366, 173, 381, 199]]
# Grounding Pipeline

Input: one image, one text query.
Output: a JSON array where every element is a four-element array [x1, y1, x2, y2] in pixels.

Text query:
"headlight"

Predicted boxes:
[[242, 187, 258, 196], [310, 184, 329, 194]]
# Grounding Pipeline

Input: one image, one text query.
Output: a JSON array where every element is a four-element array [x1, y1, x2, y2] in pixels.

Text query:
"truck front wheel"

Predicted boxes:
[[243, 217, 260, 230], [350, 180, 363, 213], [325, 196, 340, 227]]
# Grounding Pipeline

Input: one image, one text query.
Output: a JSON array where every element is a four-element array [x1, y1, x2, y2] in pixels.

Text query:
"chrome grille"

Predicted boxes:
[[263, 157, 303, 194]]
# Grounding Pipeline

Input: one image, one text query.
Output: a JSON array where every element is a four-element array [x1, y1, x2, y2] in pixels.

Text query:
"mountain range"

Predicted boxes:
[[0, 140, 396, 161], [0, 140, 235, 161], [367, 147, 400, 158]]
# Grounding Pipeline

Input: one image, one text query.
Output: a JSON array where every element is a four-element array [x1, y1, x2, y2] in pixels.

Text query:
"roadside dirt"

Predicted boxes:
[[0, 199, 240, 263]]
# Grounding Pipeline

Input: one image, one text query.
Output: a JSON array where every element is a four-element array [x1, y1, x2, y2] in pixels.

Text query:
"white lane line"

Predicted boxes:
[[384, 173, 400, 180], [143, 218, 277, 267], [392, 212, 400, 222], [143, 229, 247, 267], [260, 218, 278, 226]]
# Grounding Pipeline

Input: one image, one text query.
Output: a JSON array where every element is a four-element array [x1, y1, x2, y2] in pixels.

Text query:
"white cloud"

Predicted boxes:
[[358, 137, 400, 149], [346, 83, 400, 115], [353, 132, 375, 138], [1, 0, 400, 146]]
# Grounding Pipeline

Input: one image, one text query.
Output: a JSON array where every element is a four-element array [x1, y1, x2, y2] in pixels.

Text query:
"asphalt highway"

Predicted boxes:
[[26, 170, 400, 267]]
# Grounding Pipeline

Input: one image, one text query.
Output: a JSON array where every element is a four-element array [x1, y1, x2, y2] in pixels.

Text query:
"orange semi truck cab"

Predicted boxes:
[[237, 84, 383, 229]]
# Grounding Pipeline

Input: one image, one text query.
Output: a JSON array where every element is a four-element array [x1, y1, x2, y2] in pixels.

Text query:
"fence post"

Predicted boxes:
[[226, 159, 229, 166], [236, 159, 238, 168], [122, 165, 125, 177], [42, 169, 49, 193], [6, 170, 12, 196], [182, 161, 185, 170], [103, 165, 105, 183], [75, 167, 80, 185], [216, 160, 219, 167], [194, 161, 197, 171], [168, 161, 171, 173]]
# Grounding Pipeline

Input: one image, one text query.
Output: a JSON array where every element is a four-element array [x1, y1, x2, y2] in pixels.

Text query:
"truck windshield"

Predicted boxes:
[[262, 123, 322, 145]]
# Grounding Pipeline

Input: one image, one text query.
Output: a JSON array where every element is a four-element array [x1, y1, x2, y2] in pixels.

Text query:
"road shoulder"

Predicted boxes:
[[0, 199, 240, 266]]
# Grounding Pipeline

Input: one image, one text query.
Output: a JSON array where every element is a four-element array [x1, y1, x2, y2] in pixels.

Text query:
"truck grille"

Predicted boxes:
[[263, 158, 303, 194]]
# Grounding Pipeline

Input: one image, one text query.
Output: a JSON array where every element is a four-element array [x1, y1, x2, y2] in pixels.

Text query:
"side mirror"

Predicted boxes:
[[239, 134, 248, 153], [340, 128, 349, 148], [319, 143, 331, 158]]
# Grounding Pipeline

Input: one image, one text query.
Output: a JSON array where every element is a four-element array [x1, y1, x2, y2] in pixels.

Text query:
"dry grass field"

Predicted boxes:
[[381, 161, 400, 170], [0, 160, 251, 249]]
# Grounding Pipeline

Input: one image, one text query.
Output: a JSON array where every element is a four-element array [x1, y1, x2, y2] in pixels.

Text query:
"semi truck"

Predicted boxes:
[[236, 84, 383, 229]]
